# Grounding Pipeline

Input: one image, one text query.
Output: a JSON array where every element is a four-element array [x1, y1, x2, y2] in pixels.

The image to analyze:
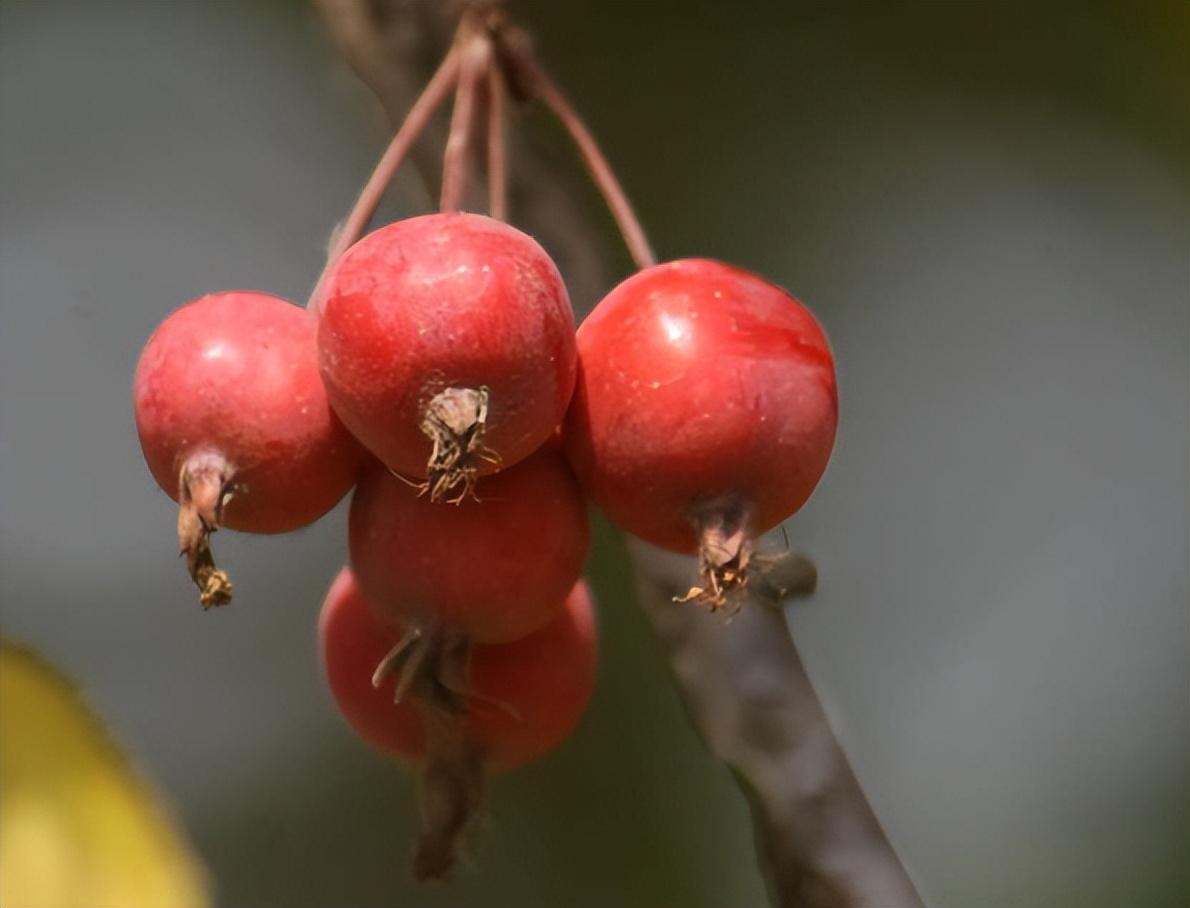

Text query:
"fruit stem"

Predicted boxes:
[[176, 451, 235, 608], [439, 31, 491, 214], [486, 62, 507, 220], [675, 501, 754, 610], [374, 631, 480, 881], [307, 47, 462, 311], [496, 28, 657, 270], [413, 704, 485, 881]]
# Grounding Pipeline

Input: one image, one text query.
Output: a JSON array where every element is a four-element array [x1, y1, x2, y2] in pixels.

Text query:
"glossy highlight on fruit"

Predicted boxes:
[[565, 259, 838, 554], [349, 446, 589, 643], [318, 567, 598, 771], [317, 213, 577, 493]]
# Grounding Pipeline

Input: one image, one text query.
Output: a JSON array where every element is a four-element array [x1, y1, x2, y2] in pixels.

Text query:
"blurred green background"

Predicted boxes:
[[1, 1, 1186, 906]]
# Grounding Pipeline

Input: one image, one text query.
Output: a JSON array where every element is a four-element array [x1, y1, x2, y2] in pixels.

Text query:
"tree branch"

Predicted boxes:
[[632, 542, 921, 906], [314, 2, 922, 904]]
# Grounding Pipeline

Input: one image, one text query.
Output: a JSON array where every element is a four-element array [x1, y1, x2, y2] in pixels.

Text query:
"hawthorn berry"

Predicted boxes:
[[318, 566, 598, 771], [317, 212, 577, 500], [348, 445, 589, 644], [564, 259, 838, 605], [133, 291, 361, 605], [319, 566, 598, 878]]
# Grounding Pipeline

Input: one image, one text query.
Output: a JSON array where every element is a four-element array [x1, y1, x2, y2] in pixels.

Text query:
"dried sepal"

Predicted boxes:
[[176, 452, 234, 608], [420, 386, 501, 504]]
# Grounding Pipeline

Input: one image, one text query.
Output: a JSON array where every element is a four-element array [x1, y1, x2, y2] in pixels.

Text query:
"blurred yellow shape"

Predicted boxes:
[[0, 640, 211, 908]]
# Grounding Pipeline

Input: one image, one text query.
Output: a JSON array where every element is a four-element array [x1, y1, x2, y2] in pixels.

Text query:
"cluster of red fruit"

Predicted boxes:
[[132, 9, 837, 881]]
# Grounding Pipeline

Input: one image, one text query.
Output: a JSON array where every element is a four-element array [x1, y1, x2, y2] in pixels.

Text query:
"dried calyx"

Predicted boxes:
[[677, 503, 821, 611], [371, 627, 485, 880], [675, 506, 753, 609], [176, 451, 235, 607], [420, 387, 501, 503], [370, 624, 471, 710]]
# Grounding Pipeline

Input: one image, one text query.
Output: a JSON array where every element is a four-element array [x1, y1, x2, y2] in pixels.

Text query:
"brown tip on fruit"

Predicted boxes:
[[420, 386, 501, 504], [403, 633, 484, 882], [177, 453, 235, 608], [675, 505, 753, 611]]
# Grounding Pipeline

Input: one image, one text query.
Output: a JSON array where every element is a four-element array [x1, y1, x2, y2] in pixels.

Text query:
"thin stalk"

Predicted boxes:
[[486, 63, 507, 220], [307, 47, 461, 310], [439, 41, 489, 213], [526, 63, 656, 269]]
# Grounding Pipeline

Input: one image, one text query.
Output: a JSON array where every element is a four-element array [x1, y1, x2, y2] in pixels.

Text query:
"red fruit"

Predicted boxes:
[[349, 446, 589, 644], [318, 568, 425, 760], [134, 291, 361, 606], [564, 259, 837, 605], [318, 212, 577, 500], [318, 567, 598, 771]]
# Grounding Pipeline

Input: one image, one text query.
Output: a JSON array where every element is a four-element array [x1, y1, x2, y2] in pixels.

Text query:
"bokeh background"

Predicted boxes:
[[1, 1, 1186, 906]]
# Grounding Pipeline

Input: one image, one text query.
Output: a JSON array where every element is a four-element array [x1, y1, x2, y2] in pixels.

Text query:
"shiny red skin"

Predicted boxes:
[[565, 259, 838, 553], [318, 213, 577, 479], [133, 291, 362, 532], [319, 567, 598, 771], [349, 447, 589, 644]]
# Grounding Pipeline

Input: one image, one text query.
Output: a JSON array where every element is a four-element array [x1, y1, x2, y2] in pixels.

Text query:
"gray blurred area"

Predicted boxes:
[[1, 1, 1186, 906]]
